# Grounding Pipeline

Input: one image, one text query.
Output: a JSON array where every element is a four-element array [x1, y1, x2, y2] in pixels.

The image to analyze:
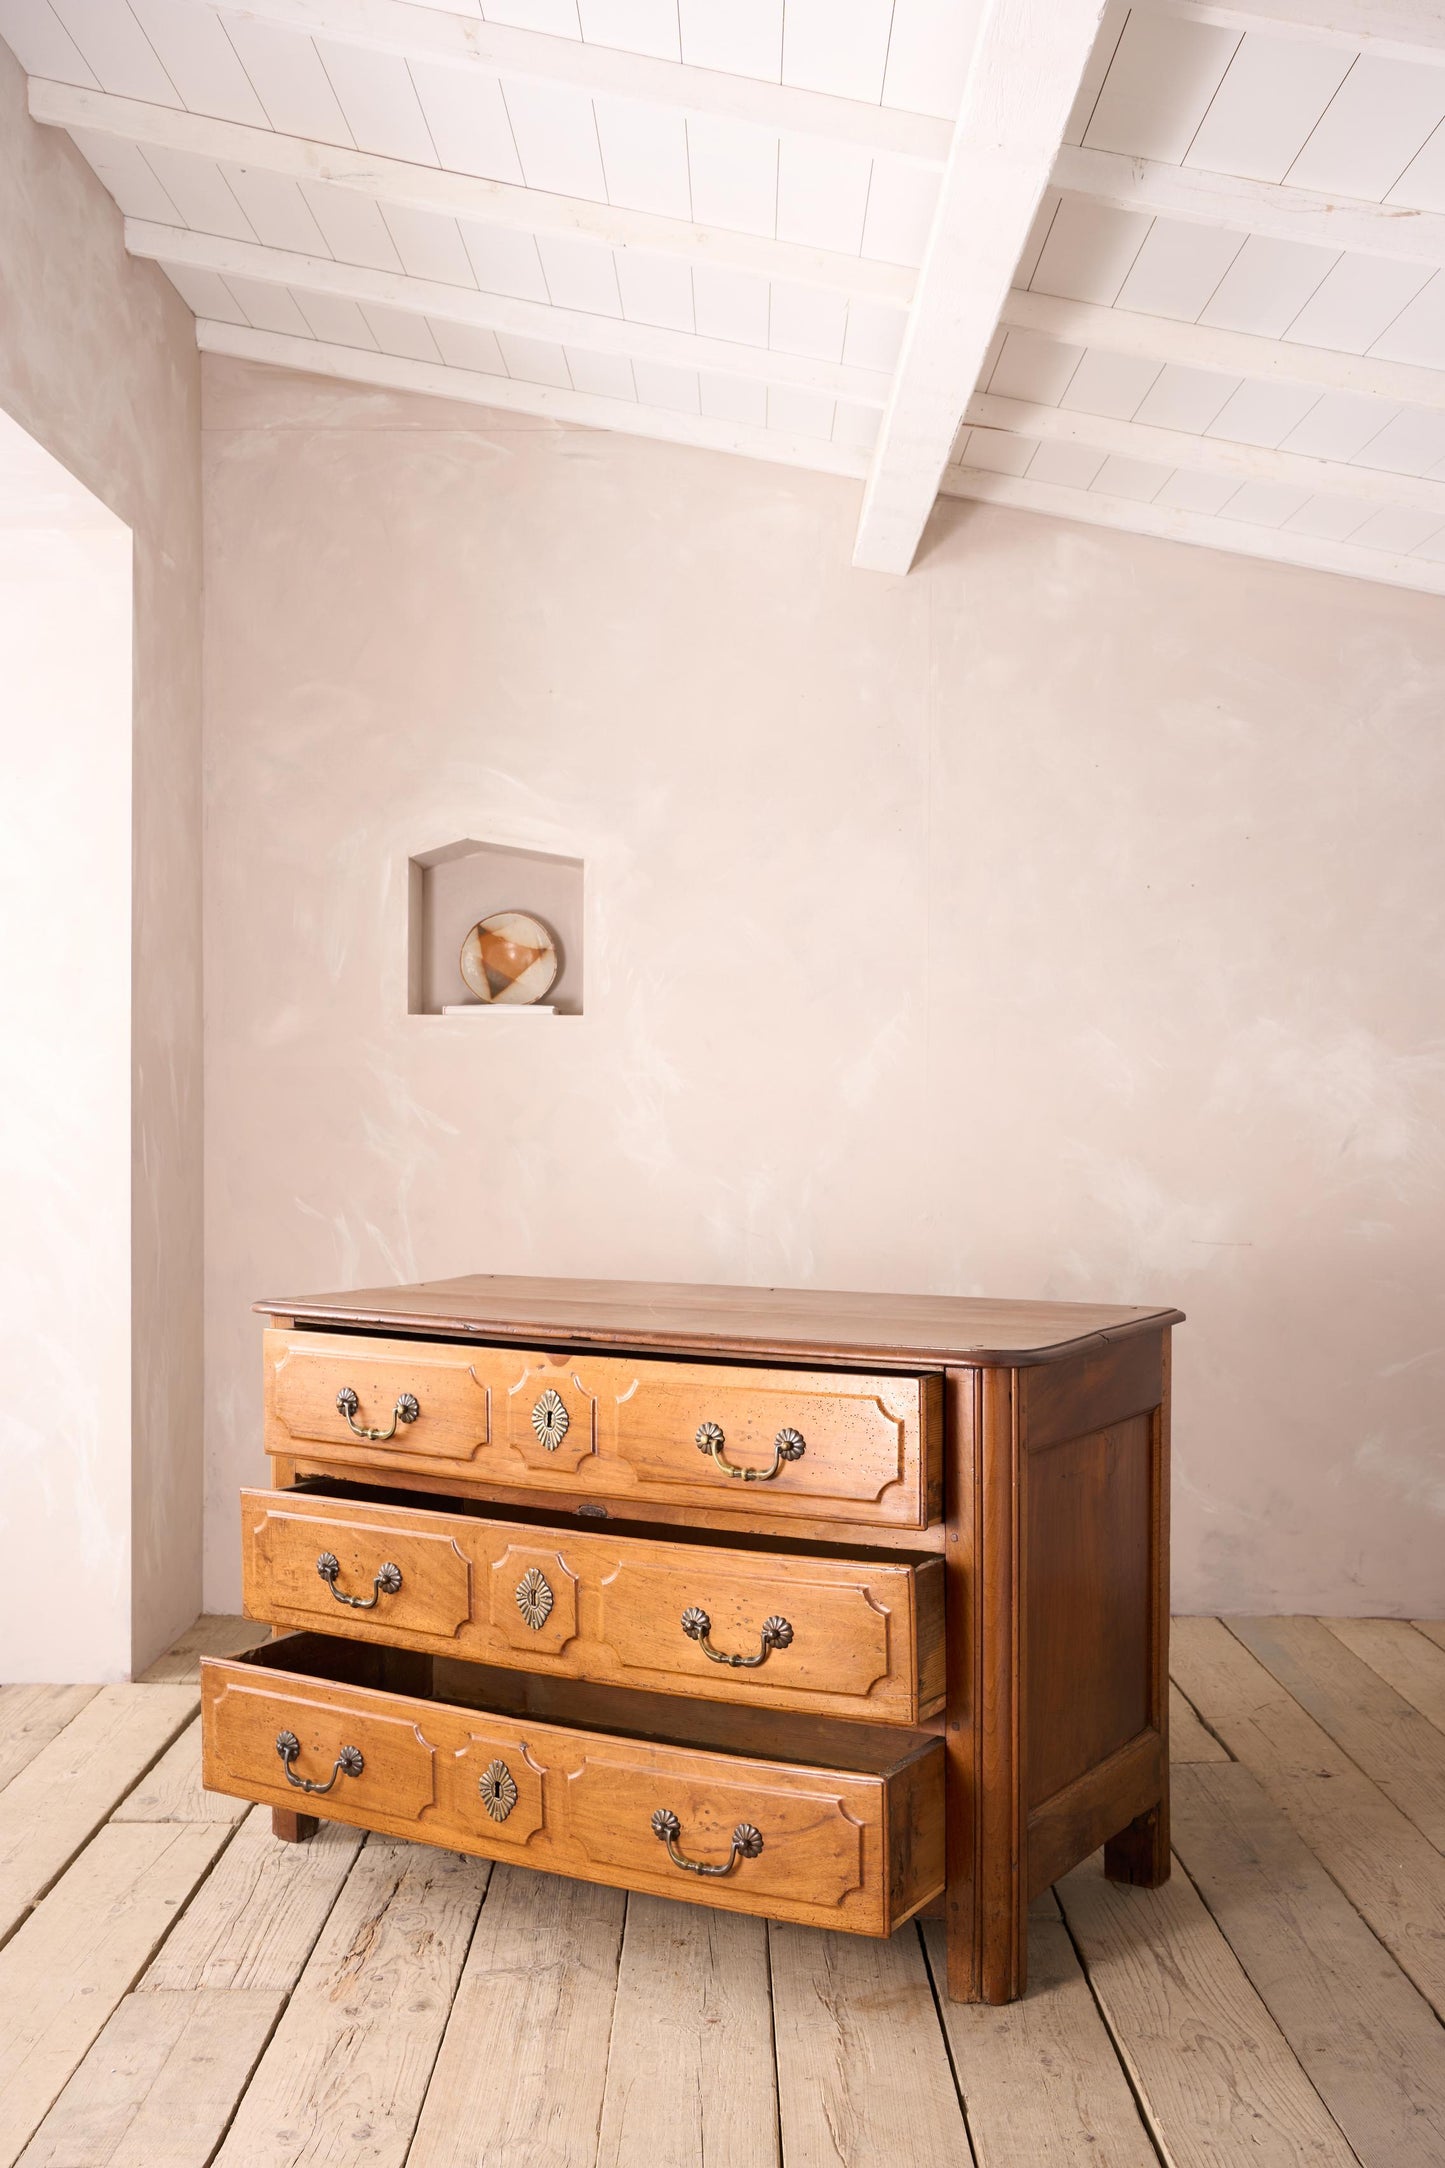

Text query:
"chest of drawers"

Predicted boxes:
[[200, 1274, 1181, 2003]]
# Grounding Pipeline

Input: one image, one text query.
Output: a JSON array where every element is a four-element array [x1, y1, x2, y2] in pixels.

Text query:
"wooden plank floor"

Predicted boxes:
[[2, 1618, 1443, 2167]]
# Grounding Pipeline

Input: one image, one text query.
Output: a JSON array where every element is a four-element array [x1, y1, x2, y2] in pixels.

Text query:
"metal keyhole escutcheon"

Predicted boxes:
[[531, 1389, 569, 1450]]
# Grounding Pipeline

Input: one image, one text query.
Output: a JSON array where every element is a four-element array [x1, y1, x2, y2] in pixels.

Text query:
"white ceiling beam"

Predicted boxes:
[[28, 80, 915, 307], [852, 0, 1108, 575], [127, 222, 892, 405], [208, 0, 952, 166], [1055, 143, 1445, 267], [1000, 288, 1445, 412], [941, 465, 1445, 596], [196, 320, 872, 480], [1141, 0, 1445, 64], [965, 391, 1445, 515]]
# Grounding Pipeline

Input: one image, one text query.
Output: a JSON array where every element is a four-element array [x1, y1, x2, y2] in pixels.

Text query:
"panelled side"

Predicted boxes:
[[1020, 1327, 1171, 1897]]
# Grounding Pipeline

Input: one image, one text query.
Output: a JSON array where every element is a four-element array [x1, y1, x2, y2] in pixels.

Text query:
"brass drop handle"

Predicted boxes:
[[275, 1729, 364, 1795], [650, 1808, 764, 1877], [694, 1422, 806, 1483], [681, 1606, 793, 1668], [336, 1385, 420, 1442], [316, 1551, 402, 1609]]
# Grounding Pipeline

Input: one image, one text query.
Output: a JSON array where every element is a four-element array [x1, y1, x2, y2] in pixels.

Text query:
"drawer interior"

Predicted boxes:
[[281, 1473, 939, 1569], [225, 1630, 941, 1776]]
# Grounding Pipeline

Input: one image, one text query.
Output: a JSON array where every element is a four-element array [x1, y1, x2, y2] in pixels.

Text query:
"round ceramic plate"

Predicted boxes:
[[459, 910, 560, 1005]]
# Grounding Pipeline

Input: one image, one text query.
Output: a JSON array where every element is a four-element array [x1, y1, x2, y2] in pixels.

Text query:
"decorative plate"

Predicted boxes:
[[459, 910, 559, 1006]]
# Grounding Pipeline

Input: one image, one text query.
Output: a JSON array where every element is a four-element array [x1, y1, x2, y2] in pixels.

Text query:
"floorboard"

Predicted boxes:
[[1173, 1615, 1445, 2019], [137, 1618, 271, 1685], [1229, 1615, 1445, 1850], [597, 1893, 779, 2168], [17, 1988, 282, 2168], [1174, 1761, 1445, 2168], [924, 1907, 1157, 2166], [112, 1718, 249, 1827], [140, 1805, 364, 1995], [1057, 1853, 1357, 2167], [213, 1836, 486, 2168], [406, 1866, 624, 2168], [1169, 1680, 1230, 1763], [2, 1622, 1439, 2168], [770, 1919, 968, 2166], [0, 1822, 229, 2163], [1322, 1618, 1445, 1735], [0, 1687, 198, 1942], [0, 1688, 98, 1795]]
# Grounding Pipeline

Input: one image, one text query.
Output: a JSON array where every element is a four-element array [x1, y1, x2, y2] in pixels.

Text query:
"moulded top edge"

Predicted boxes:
[[253, 1273, 1184, 1370]]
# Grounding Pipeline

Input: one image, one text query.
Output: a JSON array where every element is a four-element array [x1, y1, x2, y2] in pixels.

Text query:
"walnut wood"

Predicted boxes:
[[270, 1808, 318, 1844], [239, 1485, 944, 1726], [1027, 1416, 1153, 1807], [263, 1329, 941, 1531], [978, 1364, 1026, 2004], [941, 1367, 986, 2003], [208, 1274, 1180, 2002], [257, 1274, 1181, 1370], [1104, 1799, 1171, 1887], [1020, 1332, 1164, 1454], [203, 1636, 943, 1936], [1028, 1729, 1164, 1895], [268, 1455, 950, 1553], [941, 1328, 1173, 2004], [1105, 1331, 1172, 1888]]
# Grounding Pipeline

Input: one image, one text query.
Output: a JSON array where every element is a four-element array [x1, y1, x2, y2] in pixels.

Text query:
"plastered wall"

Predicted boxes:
[[202, 356, 1445, 1618], [0, 507, 132, 1681], [0, 38, 204, 1674]]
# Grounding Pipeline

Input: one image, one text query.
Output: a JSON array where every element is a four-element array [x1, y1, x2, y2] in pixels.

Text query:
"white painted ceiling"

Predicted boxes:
[[6, 0, 1445, 592]]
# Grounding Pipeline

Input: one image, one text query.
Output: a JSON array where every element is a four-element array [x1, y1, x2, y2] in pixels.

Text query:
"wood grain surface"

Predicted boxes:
[[597, 1895, 778, 2168], [264, 1328, 941, 1528], [258, 1272, 1181, 1368], [1173, 1616, 1445, 2018], [241, 1484, 943, 1724], [212, 1837, 486, 2168], [201, 1640, 944, 1935], [1174, 1760, 1445, 2168], [6, 1620, 1438, 2168]]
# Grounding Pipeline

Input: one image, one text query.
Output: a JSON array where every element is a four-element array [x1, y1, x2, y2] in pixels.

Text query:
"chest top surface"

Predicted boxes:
[[256, 1272, 1182, 1370]]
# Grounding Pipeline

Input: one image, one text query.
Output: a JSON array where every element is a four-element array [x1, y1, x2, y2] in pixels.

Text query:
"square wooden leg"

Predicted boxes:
[[272, 1808, 319, 1844], [1104, 1792, 1170, 1888]]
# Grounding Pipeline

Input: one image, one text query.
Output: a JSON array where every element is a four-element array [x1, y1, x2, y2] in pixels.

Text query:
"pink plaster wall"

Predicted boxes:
[[202, 355, 1445, 1618], [0, 38, 204, 1671]]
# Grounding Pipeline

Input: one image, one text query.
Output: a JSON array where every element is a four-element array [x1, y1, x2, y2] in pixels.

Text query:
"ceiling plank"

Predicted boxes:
[[28, 80, 915, 305], [1000, 289, 1445, 412], [966, 391, 1445, 515], [941, 465, 1445, 595], [852, 0, 1108, 574], [1139, 0, 1445, 63], [196, 319, 872, 478], [205, 0, 952, 165], [127, 222, 893, 404], [1055, 143, 1445, 267]]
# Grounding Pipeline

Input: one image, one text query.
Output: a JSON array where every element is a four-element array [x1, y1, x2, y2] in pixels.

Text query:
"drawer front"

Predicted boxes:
[[201, 1644, 944, 1936], [241, 1488, 945, 1725], [265, 1330, 941, 1529]]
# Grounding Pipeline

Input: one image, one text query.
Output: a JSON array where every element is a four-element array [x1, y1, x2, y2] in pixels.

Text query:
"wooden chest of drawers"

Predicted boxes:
[[200, 1274, 1181, 2002]]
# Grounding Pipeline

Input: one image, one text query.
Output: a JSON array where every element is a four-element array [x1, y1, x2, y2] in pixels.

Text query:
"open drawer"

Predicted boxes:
[[241, 1481, 945, 1726], [200, 1633, 944, 1938], [263, 1329, 942, 1530]]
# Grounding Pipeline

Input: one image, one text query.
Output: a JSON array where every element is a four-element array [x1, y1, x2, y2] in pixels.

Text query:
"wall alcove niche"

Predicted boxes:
[[407, 839, 584, 1017]]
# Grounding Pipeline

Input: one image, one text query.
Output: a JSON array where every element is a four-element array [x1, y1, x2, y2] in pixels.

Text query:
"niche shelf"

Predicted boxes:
[[407, 839, 584, 1017]]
